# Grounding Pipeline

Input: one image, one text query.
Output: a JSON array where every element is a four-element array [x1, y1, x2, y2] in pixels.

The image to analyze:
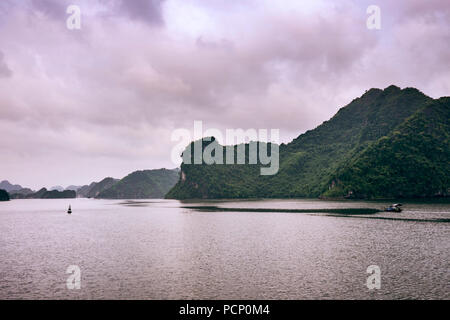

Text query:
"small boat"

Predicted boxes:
[[67, 205, 72, 214], [385, 203, 402, 212]]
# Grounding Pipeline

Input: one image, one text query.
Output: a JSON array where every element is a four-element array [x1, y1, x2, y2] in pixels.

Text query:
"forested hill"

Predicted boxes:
[[324, 97, 450, 198], [166, 85, 449, 199], [97, 169, 179, 199]]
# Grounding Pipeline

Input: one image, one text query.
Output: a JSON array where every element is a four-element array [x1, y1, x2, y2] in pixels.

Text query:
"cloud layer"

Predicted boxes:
[[0, 0, 449, 189]]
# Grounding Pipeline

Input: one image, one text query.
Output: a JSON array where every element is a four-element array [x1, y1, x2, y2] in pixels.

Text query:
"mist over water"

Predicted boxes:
[[0, 199, 448, 299]]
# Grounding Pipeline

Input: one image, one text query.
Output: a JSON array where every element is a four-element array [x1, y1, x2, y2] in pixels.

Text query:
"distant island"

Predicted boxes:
[[96, 169, 179, 199], [10, 188, 76, 199], [77, 177, 119, 198], [73, 169, 179, 199], [4, 168, 180, 200], [166, 85, 450, 200]]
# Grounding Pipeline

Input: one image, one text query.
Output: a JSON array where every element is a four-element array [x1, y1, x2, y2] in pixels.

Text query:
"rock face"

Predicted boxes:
[[0, 189, 10, 201], [166, 86, 450, 200], [97, 169, 179, 199]]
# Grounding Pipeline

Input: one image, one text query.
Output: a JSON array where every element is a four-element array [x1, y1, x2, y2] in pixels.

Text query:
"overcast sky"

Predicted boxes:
[[0, 0, 449, 189]]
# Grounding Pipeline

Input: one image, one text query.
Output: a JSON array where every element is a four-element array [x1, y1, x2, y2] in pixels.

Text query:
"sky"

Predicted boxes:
[[0, 0, 449, 189]]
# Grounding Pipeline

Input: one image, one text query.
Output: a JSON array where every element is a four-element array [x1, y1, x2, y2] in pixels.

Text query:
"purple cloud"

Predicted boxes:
[[0, 51, 12, 77], [119, 0, 166, 24]]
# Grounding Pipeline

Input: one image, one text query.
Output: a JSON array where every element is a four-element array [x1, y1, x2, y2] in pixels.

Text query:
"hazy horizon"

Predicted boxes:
[[1, 0, 449, 189]]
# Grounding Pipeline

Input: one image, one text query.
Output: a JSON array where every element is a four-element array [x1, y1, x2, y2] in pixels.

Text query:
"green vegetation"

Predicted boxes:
[[76, 182, 97, 198], [9, 188, 34, 199], [84, 177, 118, 198], [0, 189, 10, 201], [167, 86, 449, 199], [324, 97, 450, 198], [41, 189, 76, 199], [97, 169, 179, 199]]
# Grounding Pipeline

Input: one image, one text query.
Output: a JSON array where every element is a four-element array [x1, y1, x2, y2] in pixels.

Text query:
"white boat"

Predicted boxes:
[[385, 203, 402, 212]]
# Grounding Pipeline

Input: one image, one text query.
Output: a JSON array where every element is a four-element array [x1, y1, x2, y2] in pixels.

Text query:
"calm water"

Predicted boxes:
[[0, 198, 448, 299]]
